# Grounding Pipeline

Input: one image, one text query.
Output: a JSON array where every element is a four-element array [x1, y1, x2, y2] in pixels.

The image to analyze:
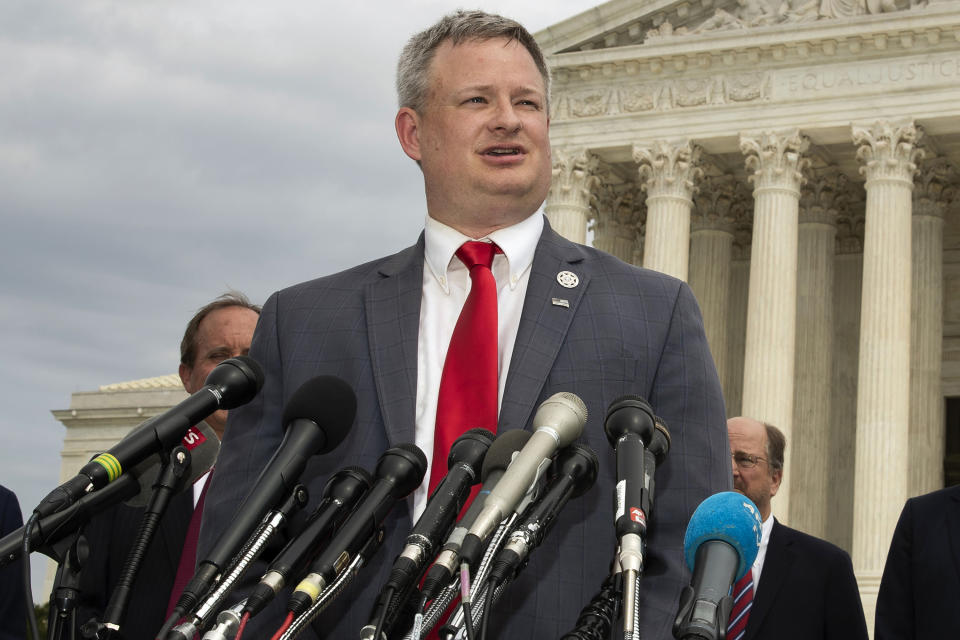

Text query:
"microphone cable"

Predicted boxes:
[[560, 570, 623, 640]]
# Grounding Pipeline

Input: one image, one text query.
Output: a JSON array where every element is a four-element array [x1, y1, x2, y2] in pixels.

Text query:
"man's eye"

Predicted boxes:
[[466, 96, 486, 104]]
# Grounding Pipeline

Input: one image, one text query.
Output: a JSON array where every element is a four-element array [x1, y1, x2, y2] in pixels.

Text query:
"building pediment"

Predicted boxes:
[[537, 0, 927, 55]]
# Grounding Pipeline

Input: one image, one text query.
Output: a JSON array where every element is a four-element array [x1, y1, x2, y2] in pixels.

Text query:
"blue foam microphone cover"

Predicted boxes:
[[683, 491, 763, 581]]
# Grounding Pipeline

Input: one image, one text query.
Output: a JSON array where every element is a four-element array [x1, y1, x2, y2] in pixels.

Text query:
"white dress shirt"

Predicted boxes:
[[412, 212, 543, 518], [751, 514, 775, 592]]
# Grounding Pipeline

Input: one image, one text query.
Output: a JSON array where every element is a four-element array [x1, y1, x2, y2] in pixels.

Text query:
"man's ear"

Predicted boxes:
[[395, 107, 423, 162], [178, 362, 193, 393], [769, 467, 783, 497]]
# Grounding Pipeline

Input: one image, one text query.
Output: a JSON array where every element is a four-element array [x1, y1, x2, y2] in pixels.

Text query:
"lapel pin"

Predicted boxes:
[[552, 298, 570, 308], [557, 271, 579, 288]]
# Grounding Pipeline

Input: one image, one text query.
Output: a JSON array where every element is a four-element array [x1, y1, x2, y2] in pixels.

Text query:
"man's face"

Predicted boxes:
[[396, 37, 551, 233], [727, 417, 781, 521], [179, 305, 259, 439]]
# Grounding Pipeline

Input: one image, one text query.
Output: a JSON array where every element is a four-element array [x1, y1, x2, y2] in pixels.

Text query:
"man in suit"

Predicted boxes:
[[0, 484, 27, 640], [726, 417, 868, 640], [875, 484, 960, 639], [198, 11, 731, 639], [77, 292, 259, 640]]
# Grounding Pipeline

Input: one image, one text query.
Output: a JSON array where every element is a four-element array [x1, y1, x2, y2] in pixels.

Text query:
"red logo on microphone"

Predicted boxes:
[[630, 507, 645, 526], [181, 426, 207, 450]]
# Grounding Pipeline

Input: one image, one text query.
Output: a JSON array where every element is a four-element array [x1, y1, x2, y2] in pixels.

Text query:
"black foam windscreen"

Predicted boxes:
[[282, 375, 357, 454], [480, 429, 532, 482]]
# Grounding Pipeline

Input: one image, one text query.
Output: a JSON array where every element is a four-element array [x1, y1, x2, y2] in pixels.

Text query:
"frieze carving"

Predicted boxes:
[[556, 71, 771, 120], [645, 0, 917, 40], [633, 140, 704, 201], [852, 119, 923, 185], [740, 129, 811, 192]]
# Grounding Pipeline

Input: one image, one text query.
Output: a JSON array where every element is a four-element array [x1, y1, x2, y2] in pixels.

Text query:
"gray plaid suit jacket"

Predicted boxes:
[[197, 218, 731, 639]]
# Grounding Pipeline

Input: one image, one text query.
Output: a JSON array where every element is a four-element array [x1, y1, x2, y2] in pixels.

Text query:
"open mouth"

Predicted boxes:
[[484, 145, 524, 156]]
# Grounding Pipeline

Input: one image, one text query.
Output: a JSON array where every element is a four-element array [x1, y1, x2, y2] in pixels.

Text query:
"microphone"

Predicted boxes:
[[418, 429, 531, 605], [604, 396, 655, 544], [361, 429, 493, 640], [171, 375, 356, 619], [0, 422, 220, 565], [488, 443, 598, 587], [458, 393, 587, 569], [672, 492, 763, 640], [242, 466, 373, 619], [287, 444, 427, 616], [34, 356, 262, 518]]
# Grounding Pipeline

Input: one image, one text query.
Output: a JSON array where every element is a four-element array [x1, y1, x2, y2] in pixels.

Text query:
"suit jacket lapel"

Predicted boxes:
[[746, 519, 794, 640], [364, 237, 424, 446], [499, 221, 590, 432]]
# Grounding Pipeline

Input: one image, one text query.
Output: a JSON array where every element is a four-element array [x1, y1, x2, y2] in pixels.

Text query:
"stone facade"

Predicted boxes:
[[537, 0, 960, 632]]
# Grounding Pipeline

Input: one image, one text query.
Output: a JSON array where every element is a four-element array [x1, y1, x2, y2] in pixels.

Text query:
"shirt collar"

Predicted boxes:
[[423, 213, 543, 293]]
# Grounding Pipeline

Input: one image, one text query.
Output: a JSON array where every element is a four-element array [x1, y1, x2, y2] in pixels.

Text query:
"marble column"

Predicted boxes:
[[633, 140, 703, 280], [790, 169, 843, 538], [725, 228, 751, 417], [910, 147, 953, 497], [689, 174, 740, 387], [828, 210, 865, 553], [851, 119, 922, 622], [592, 182, 645, 265], [739, 129, 810, 523], [545, 147, 600, 244]]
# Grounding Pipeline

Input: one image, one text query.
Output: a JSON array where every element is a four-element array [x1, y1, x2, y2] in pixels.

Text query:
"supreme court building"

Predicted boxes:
[[533, 0, 960, 626]]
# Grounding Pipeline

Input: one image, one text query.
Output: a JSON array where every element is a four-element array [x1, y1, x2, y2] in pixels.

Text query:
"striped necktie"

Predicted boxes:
[[727, 570, 754, 640]]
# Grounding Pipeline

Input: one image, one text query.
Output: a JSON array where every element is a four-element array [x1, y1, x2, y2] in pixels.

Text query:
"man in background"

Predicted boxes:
[[726, 416, 867, 640], [875, 484, 960, 638], [0, 484, 27, 640], [78, 291, 259, 640]]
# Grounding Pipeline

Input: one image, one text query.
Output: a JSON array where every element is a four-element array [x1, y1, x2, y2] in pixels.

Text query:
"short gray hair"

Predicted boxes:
[[396, 10, 551, 114]]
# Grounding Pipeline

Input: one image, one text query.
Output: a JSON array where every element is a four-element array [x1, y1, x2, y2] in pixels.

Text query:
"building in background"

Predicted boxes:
[[535, 0, 960, 632]]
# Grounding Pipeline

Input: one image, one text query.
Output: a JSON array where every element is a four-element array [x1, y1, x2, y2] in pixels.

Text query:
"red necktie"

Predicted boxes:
[[430, 241, 500, 492], [166, 475, 210, 618], [727, 570, 754, 640]]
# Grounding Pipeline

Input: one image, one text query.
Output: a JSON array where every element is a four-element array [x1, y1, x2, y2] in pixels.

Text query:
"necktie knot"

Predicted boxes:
[[456, 241, 499, 271]]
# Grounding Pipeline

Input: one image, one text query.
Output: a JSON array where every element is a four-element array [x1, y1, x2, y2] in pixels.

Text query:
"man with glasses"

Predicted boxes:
[[725, 416, 868, 640]]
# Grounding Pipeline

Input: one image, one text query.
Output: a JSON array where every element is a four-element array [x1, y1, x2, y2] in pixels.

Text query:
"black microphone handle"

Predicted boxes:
[[175, 418, 325, 618], [614, 433, 648, 541], [243, 467, 371, 619], [35, 357, 262, 519], [0, 474, 140, 566]]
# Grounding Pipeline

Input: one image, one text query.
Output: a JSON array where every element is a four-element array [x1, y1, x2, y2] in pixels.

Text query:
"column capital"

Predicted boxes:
[[852, 119, 923, 187], [799, 167, 850, 227], [548, 147, 601, 211], [692, 174, 749, 234], [593, 181, 645, 239], [740, 129, 810, 194], [913, 145, 956, 219], [632, 139, 704, 201]]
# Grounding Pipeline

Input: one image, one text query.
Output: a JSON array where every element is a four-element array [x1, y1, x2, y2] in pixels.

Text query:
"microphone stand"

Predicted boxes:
[[170, 483, 309, 639], [85, 446, 192, 640], [46, 527, 89, 640], [277, 526, 385, 640]]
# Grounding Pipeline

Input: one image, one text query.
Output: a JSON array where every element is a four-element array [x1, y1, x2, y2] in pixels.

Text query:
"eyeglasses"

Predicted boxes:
[[731, 452, 768, 469]]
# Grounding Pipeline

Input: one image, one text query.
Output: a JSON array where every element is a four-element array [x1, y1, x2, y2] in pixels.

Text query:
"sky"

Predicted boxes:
[[0, 0, 606, 603]]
